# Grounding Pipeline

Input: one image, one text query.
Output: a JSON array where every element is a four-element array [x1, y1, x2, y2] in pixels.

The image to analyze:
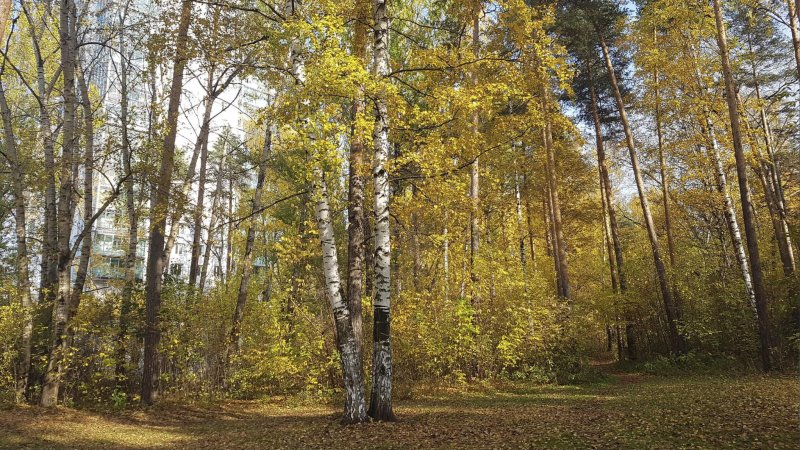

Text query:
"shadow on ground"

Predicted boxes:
[[1, 371, 798, 449]]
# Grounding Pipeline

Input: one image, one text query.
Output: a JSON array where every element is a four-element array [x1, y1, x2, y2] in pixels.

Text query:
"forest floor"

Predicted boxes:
[[1, 363, 798, 449]]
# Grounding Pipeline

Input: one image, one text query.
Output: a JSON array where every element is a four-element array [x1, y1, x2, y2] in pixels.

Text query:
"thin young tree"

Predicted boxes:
[[226, 127, 271, 365], [541, 95, 570, 300]]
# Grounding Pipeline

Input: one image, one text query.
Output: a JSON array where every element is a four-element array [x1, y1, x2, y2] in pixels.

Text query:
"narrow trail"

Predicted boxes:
[[588, 353, 648, 385]]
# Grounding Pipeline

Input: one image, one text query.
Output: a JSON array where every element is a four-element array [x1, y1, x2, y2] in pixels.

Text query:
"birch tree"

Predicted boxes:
[[283, 0, 367, 424], [369, 0, 395, 421], [0, 27, 34, 399]]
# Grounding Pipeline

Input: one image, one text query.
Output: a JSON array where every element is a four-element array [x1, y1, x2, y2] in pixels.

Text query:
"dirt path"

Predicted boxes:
[[1, 371, 797, 449]]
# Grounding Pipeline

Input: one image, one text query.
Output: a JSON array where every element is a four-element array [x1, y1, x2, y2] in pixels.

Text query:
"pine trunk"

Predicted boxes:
[[542, 100, 570, 300], [599, 35, 684, 354], [469, 10, 481, 309], [599, 173, 618, 292], [545, 183, 562, 296], [588, 73, 626, 292], [711, 0, 772, 370], [0, 0, 11, 42]]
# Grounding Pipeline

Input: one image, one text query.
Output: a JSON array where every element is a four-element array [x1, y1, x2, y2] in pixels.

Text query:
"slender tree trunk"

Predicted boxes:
[[588, 72, 626, 292], [599, 172, 618, 292], [653, 54, 687, 346], [468, 9, 481, 309], [523, 172, 536, 270], [41, 0, 79, 407], [24, 3, 59, 322], [443, 211, 450, 299], [226, 174, 234, 278], [226, 128, 271, 365], [543, 187, 553, 258], [39, 99, 59, 312], [116, 27, 137, 391], [369, 0, 395, 421], [188, 126, 210, 285], [0, 67, 34, 402], [199, 150, 226, 292], [142, 0, 193, 405], [545, 183, 562, 295], [654, 65, 677, 270], [599, 35, 683, 353], [701, 116, 758, 313], [163, 82, 216, 272], [411, 202, 421, 289], [542, 99, 570, 300], [314, 166, 368, 424], [746, 40, 796, 276], [66, 68, 95, 359], [711, 0, 772, 370], [788, 0, 800, 82], [515, 172, 526, 270], [189, 132, 208, 288], [70, 68, 94, 304], [346, 0, 369, 358], [525, 201, 536, 270], [0, 0, 10, 43]]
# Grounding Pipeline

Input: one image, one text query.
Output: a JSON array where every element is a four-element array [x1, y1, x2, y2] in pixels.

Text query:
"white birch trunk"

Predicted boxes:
[[285, 0, 366, 423], [313, 167, 367, 424], [0, 60, 33, 402], [704, 119, 758, 314], [369, 0, 395, 421]]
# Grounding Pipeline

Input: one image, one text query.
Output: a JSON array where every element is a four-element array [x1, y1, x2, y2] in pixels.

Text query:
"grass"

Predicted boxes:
[[1, 368, 797, 449]]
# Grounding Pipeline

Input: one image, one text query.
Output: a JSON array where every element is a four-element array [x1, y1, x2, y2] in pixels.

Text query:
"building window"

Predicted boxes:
[[96, 234, 112, 252], [98, 209, 120, 228]]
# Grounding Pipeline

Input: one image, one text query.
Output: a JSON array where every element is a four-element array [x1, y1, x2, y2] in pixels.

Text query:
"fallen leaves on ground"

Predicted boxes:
[[0, 371, 797, 449]]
